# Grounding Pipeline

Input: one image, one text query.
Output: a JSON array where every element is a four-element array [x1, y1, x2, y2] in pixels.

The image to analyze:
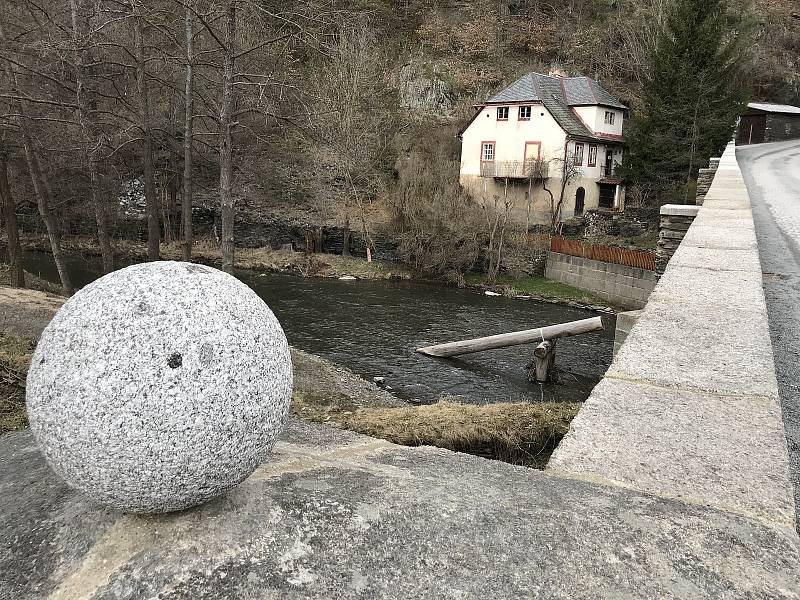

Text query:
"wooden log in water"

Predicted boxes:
[[416, 316, 603, 358]]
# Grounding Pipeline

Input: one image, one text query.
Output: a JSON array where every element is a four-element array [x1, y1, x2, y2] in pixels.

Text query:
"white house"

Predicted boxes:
[[459, 71, 627, 224]]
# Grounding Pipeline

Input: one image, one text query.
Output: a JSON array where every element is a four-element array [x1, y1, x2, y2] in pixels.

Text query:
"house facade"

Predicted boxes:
[[459, 72, 627, 225]]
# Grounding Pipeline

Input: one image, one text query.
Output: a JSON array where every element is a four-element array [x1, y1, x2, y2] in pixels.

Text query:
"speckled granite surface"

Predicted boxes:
[[26, 261, 293, 513]]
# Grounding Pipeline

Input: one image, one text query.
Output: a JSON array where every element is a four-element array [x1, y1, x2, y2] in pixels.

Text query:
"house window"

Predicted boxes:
[[588, 144, 597, 167], [482, 142, 495, 161], [496, 107, 509, 121], [518, 106, 531, 120], [604, 111, 615, 125], [573, 142, 584, 166]]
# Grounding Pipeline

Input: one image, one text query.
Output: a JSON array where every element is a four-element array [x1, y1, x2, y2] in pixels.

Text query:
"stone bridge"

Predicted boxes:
[[1, 144, 798, 598]]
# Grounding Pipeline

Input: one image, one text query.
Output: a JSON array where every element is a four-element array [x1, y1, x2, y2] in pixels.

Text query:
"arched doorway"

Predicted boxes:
[[575, 187, 585, 215]]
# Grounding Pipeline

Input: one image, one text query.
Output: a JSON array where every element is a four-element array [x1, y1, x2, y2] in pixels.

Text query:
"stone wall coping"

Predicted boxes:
[[660, 204, 701, 217]]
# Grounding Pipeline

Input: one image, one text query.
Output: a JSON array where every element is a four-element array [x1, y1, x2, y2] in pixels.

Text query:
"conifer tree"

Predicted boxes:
[[622, 0, 753, 202]]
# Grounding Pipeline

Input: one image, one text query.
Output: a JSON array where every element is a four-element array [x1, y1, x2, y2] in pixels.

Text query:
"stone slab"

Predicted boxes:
[[608, 306, 776, 398], [681, 223, 758, 250], [549, 378, 795, 526], [660, 204, 701, 217], [1, 424, 799, 599], [667, 245, 763, 272]]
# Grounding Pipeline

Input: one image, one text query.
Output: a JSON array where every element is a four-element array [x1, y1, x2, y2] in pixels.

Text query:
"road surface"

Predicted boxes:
[[738, 139, 800, 529]]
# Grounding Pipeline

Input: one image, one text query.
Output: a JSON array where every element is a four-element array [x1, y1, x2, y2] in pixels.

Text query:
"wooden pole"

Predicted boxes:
[[532, 340, 556, 382], [416, 316, 603, 358]]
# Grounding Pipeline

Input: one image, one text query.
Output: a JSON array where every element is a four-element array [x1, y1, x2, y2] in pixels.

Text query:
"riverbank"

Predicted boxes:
[[0, 282, 582, 467], [19, 234, 617, 312]]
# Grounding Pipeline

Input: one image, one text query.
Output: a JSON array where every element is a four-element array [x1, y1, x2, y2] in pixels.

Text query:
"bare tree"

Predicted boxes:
[[480, 177, 515, 284], [182, 0, 195, 261], [133, 1, 160, 261], [219, 0, 236, 273], [0, 15, 72, 295], [541, 152, 583, 233], [69, 0, 114, 273], [314, 19, 398, 262]]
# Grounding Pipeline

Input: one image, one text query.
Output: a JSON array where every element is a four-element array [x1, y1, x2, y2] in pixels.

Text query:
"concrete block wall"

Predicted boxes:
[[545, 252, 657, 309]]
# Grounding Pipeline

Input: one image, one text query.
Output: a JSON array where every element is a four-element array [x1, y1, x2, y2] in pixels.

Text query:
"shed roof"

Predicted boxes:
[[747, 102, 800, 116]]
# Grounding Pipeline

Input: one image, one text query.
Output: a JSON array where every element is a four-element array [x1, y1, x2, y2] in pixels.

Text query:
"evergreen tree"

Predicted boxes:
[[622, 0, 753, 202]]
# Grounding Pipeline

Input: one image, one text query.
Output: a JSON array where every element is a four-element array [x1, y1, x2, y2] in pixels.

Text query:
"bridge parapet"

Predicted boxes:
[[549, 143, 797, 530]]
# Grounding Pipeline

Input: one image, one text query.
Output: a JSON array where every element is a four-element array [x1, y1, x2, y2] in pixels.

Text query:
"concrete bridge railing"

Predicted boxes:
[[548, 143, 797, 532]]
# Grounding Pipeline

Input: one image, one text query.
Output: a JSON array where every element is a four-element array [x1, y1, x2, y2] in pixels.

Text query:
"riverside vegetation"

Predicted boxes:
[[0, 0, 795, 296]]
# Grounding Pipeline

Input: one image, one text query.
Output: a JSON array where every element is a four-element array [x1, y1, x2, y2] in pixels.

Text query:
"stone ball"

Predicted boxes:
[[26, 261, 293, 513]]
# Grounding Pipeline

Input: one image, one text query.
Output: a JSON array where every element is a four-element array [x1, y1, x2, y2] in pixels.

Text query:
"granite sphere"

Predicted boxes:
[[26, 261, 293, 513]]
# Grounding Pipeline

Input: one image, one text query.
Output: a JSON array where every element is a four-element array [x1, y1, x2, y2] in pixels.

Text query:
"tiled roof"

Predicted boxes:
[[488, 73, 626, 109], [484, 72, 627, 142]]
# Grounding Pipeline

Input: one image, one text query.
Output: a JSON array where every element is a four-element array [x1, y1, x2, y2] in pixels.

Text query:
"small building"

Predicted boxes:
[[458, 71, 627, 225], [736, 102, 800, 145]]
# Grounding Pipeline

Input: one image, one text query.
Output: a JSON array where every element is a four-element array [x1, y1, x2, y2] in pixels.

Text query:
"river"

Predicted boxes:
[[23, 250, 614, 405]]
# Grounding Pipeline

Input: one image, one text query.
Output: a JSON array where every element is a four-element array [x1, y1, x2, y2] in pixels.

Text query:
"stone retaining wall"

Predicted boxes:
[[655, 204, 700, 275], [545, 252, 657, 309]]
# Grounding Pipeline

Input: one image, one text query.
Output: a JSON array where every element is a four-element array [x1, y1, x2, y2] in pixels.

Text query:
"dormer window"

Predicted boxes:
[[496, 107, 509, 121], [604, 111, 615, 125], [518, 106, 531, 120]]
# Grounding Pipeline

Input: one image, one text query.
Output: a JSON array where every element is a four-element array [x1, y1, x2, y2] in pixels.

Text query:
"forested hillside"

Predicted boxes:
[[0, 0, 798, 286]]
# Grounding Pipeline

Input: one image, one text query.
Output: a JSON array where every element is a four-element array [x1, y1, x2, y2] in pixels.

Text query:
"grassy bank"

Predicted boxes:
[[0, 334, 33, 435], [465, 273, 616, 309], [293, 388, 579, 468], [1, 327, 580, 468]]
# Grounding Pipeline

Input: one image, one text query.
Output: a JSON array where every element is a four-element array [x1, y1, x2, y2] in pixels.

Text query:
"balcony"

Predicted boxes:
[[480, 160, 548, 179], [598, 162, 623, 183]]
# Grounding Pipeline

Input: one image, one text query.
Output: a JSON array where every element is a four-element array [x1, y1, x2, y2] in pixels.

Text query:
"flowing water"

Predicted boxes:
[[23, 250, 614, 405]]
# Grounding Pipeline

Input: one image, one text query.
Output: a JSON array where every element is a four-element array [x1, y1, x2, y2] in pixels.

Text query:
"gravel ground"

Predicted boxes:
[[737, 139, 800, 530]]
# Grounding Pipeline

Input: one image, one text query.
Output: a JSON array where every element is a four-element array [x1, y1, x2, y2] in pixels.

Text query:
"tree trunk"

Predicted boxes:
[[219, 0, 236, 273], [166, 95, 178, 245], [342, 212, 351, 256], [182, 0, 195, 261], [0, 150, 24, 287], [21, 128, 74, 295], [70, 0, 114, 273], [134, 7, 160, 261]]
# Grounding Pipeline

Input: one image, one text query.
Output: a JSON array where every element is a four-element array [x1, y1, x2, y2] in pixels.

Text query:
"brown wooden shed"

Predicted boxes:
[[736, 102, 800, 145]]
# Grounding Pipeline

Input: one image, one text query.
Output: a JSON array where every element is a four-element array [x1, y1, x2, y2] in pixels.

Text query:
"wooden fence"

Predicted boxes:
[[550, 236, 656, 271]]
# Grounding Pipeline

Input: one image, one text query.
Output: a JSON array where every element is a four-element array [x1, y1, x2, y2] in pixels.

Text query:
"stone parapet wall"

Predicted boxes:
[[545, 252, 657, 309], [549, 142, 797, 532], [656, 204, 700, 276]]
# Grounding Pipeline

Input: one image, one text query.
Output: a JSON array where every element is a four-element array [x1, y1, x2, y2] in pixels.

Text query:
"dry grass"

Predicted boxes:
[[293, 392, 580, 468], [0, 334, 34, 435]]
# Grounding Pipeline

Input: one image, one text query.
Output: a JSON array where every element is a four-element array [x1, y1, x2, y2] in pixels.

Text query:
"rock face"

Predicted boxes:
[[25, 261, 293, 513]]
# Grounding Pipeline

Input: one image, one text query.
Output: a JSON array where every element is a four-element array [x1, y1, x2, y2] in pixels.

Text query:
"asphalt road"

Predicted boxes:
[[737, 139, 800, 529]]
